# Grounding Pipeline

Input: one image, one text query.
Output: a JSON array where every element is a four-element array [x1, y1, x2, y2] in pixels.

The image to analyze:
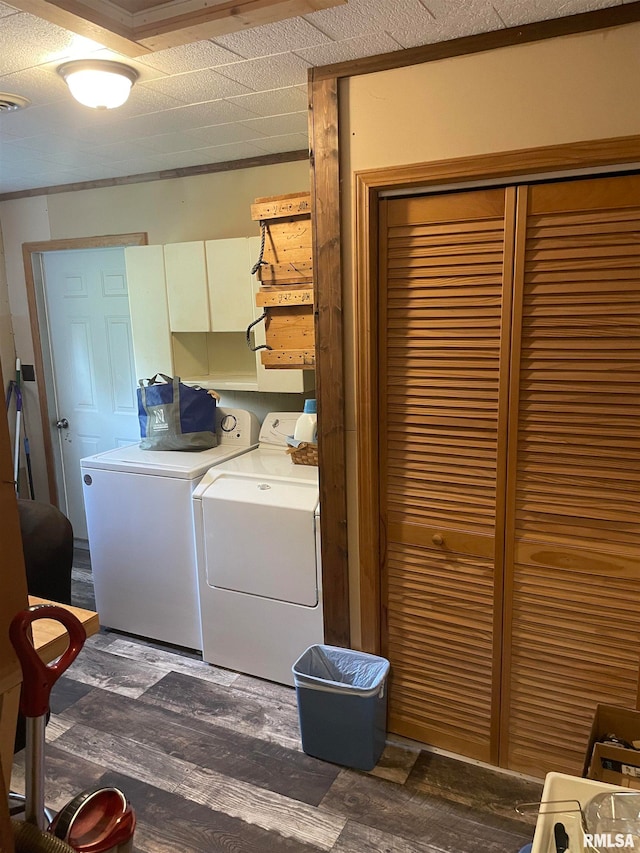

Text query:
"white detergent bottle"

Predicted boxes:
[[294, 398, 317, 443]]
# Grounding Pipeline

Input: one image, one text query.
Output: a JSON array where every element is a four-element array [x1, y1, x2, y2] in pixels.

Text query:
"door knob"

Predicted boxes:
[[56, 418, 69, 429], [432, 534, 444, 546]]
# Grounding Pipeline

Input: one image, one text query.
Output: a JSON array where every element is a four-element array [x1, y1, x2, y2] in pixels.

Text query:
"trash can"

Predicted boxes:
[[292, 644, 390, 771]]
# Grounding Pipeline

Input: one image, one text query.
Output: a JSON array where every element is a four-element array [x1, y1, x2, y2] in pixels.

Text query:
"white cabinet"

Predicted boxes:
[[164, 238, 254, 333], [164, 241, 209, 332], [124, 245, 173, 381], [206, 238, 255, 332], [126, 238, 314, 394]]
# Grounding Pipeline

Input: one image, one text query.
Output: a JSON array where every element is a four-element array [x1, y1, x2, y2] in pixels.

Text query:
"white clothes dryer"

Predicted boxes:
[[192, 412, 323, 685], [80, 408, 260, 650]]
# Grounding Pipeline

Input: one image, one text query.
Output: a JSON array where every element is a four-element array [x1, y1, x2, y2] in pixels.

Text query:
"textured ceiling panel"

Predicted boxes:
[[493, 0, 618, 25], [135, 40, 242, 75], [251, 131, 309, 154], [295, 31, 402, 65], [140, 67, 253, 102], [225, 86, 309, 117], [215, 17, 331, 58], [238, 111, 308, 136], [0, 0, 629, 195], [215, 53, 312, 91], [300, 0, 436, 40], [0, 12, 76, 75]]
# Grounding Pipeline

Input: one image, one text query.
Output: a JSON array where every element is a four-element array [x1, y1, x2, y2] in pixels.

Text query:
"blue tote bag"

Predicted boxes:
[[137, 374, 217, 451]]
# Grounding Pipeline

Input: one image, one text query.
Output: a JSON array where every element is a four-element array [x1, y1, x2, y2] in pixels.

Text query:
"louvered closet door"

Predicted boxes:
[[380, 188, 515, 762], [502, 174, 640, 777]]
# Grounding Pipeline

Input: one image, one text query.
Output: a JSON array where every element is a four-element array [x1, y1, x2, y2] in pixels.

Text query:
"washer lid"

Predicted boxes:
[[79, 442, 255, 478]]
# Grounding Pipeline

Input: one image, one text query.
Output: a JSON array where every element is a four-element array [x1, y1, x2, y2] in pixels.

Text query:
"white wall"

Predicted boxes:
[[45, 161, 308, 243], [0, 197, 51, 499], [0, 224, 14, 391], [0, 159, 310, 502]]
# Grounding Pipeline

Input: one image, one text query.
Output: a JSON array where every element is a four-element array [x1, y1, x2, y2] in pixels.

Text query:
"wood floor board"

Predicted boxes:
[[368, 742, 421, 785], [319, 769, 534, 853], [140, 671, 302, 750], [11, 742, 107, 813], [71, 548, 92, 572], [88, 634, 240, 687], [95, 628, 205, 661], [49, 673, 95, 714], [331, 819, 449, 853], [45, 715, 75, 741], [70, 560, 96, 610], [53, 721, 196, 792], [62, 687, 340, 805], [232, 672, 300, 707], [62, 642, 169, 698], [406, 751, 543, 825], [175, 766, 347, 850], [96, 770, 327, 853]]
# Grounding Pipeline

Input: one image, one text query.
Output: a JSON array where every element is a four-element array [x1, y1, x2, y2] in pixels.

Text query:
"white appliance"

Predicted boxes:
[[192, 412, 323, 685], [80, 408, 260, 650]]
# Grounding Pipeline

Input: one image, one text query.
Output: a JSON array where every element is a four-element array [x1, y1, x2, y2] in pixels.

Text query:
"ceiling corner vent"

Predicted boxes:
[[0, 93, 30, 112]]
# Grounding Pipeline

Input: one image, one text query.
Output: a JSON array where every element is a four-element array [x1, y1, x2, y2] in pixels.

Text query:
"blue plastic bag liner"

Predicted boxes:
[[286, 436, 307, 449], [293, 644, 390, 698]]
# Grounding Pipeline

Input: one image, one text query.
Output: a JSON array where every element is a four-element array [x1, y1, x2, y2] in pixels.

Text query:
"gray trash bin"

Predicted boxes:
[[292, 644, 390, 771]]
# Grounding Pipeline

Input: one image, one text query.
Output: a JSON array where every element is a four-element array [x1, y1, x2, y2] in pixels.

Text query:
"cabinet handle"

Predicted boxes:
[[246, 311, 272, 352], [432, 534, 444, 546]]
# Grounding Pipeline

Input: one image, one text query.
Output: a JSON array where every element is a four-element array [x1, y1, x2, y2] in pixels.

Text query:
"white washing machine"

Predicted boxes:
[[192, 412, 323, 685], [80, 408, 260, 650]]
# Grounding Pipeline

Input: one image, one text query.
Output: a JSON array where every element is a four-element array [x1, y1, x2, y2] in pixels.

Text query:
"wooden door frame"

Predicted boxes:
[[308, 2, 640, 650], [22, 233, 147, 506]]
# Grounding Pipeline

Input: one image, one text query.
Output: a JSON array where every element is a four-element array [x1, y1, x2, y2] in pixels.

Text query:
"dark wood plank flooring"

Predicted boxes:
[[11, 549, 543, 852]]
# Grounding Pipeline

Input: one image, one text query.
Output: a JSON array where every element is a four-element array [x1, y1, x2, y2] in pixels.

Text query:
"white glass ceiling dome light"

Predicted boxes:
[[57, 60, 138, 109]]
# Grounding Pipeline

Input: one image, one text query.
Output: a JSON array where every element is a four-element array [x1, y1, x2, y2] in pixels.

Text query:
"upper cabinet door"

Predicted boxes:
[[124, 245, 173, 380], [205, 238, 255, 332], [164, 241, 210, 332]]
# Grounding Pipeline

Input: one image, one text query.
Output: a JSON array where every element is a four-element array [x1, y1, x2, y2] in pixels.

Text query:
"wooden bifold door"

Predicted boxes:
[[378, 172, 640, 777]]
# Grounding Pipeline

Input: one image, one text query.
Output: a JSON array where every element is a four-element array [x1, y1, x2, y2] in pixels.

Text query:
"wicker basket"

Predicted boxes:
[[287, 441, 318, 466]]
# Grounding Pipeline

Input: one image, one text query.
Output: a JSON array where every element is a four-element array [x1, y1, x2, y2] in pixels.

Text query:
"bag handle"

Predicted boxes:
[[138, 376, 181, 420], [138, 374, 179, 387]]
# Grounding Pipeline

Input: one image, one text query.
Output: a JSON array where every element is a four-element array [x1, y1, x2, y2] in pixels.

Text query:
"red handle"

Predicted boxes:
[[9, 604, 86, 718]]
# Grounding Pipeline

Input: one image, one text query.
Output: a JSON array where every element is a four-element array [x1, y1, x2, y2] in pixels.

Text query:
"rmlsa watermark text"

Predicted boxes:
[[584, 834, 636, 849]]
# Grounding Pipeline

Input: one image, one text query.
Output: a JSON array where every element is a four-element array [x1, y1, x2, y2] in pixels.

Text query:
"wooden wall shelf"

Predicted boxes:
[[251, 192, 316, 370]]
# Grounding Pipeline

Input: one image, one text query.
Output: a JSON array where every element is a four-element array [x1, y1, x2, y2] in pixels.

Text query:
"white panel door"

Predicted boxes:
[[42, 248, 139, 539]]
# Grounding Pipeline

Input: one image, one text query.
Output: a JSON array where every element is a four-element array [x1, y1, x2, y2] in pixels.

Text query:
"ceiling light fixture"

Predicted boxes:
[[57, 59, 138, 109]]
